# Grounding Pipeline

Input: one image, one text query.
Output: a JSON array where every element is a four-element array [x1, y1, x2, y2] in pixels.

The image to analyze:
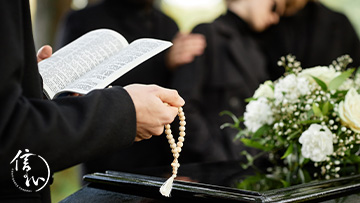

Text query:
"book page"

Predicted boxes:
[[59, 38, 172, 95], [38, 29, 129, 99]]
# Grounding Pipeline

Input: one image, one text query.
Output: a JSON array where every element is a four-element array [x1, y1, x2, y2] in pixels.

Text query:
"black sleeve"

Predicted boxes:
[[0, 1, 136, 182]]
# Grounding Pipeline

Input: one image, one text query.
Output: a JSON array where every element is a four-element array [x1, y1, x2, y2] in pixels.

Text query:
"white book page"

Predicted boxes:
[[60, 38, 172, 95], [38, 29, 128, 99]]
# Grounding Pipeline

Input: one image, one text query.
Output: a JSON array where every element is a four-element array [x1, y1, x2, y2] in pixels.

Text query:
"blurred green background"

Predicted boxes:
[[29, 0, 360, 202]]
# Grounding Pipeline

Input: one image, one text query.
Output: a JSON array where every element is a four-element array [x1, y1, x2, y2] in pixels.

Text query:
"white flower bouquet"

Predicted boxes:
[[222, 55, 360, 181]]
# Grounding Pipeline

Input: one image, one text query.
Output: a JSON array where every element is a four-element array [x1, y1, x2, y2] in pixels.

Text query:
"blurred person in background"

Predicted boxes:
[[170, 0, 286, 164], [57, 0, 206, 174], [259, 0, 360, 80]]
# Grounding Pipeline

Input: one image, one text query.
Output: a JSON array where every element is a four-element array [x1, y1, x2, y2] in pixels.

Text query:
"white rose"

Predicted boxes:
[[244, 97, 274, 133], [253, 80, 274, 99], [299, 124, 334, 162], [338, 88, 360, 133], [299, 66, 340, 85]]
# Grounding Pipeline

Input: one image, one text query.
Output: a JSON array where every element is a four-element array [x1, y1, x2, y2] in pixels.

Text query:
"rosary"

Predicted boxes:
[[159, 106, 186, 197]]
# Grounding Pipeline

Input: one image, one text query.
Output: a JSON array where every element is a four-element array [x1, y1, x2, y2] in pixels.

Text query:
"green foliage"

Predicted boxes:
[[281, 143, 293, 159], [329, 68, 355, 90], [240, 138, 272, 152], [312, 76, 328, 91], [312, 103, 323, 117]]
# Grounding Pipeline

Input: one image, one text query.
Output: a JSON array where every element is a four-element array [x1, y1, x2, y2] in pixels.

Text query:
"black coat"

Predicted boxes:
[[0, 1, 136, 202], [259, 1, 360, 80], [171, 11, 269, 163], [57, 0, 179, 173]]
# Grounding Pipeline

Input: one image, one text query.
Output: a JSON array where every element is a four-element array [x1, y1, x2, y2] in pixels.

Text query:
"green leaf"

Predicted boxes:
[[322, 101, 332, 116], [220, 123, 234, 130], [253, 125, 270, 139], [328, 68, 355, 90], [245, 97, 257, 103], [240, 138, 271, 151], [311, 76, 327, 91], [312, 103, 322, 117], [355, 67, 360, 79], [348, 155, 360, 164], [234, 130, 249, 140], [287, 129, 301, 140], [281, 143, 294, 159], [280, 179, 290, 188], [219, 110, 240, 124]]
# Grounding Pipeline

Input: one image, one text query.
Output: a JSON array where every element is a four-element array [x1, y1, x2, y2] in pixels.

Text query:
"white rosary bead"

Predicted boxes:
[[177, 142, 183, 147], [178, 137, 184, 142], [165, 129, 171, 135], [170, 143, 177, 149], [179, 126, 185, 132]]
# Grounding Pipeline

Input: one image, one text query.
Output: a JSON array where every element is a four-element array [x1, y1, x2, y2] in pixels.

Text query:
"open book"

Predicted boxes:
[[38, 29, 172, 99]]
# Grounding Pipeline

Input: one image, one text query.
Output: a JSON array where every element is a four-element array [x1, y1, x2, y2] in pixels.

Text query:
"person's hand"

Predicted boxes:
[[37, 45, 53, 63], [124, 84, 185, 142], [166, 32, 206, 70]]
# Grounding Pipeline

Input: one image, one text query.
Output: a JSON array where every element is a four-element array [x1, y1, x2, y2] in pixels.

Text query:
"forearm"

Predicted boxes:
[[0, 86, 136, 181]]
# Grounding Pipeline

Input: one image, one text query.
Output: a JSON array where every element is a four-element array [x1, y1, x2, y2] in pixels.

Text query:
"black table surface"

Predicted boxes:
[[61, 160, 360, 202]]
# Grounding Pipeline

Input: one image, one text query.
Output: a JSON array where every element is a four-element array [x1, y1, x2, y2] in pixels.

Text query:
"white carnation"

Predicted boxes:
[[299, 124, 334, 162], [274, 74, 311, 105], [244, 97, 274, 133]]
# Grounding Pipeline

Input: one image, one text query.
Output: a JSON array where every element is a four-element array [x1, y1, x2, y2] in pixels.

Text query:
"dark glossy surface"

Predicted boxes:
[[61, 161, 360, 202]]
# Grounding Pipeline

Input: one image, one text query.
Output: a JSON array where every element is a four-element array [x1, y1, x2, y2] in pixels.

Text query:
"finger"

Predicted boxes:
[[155, 87, 185, 107], [135, 133, 153, 142], [168, 106, 180, 122], [37, 45, 53, 62]]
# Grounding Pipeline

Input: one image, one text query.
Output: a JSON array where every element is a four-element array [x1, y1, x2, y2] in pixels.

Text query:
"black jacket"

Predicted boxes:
[[171, 11, 269, 163], [0, 1, 136, 202], [259, 1, 360, 80]]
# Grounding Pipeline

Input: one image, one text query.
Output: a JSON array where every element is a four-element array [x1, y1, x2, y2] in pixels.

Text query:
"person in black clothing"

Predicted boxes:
[[0, 1, 184, 202], [170, 0, 285, 163], [259, 0, 360, 81], [57, 0, 205, 174]]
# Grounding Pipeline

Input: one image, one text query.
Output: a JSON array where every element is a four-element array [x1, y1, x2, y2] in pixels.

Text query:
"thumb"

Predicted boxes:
[[37, 45, 53, 62]]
